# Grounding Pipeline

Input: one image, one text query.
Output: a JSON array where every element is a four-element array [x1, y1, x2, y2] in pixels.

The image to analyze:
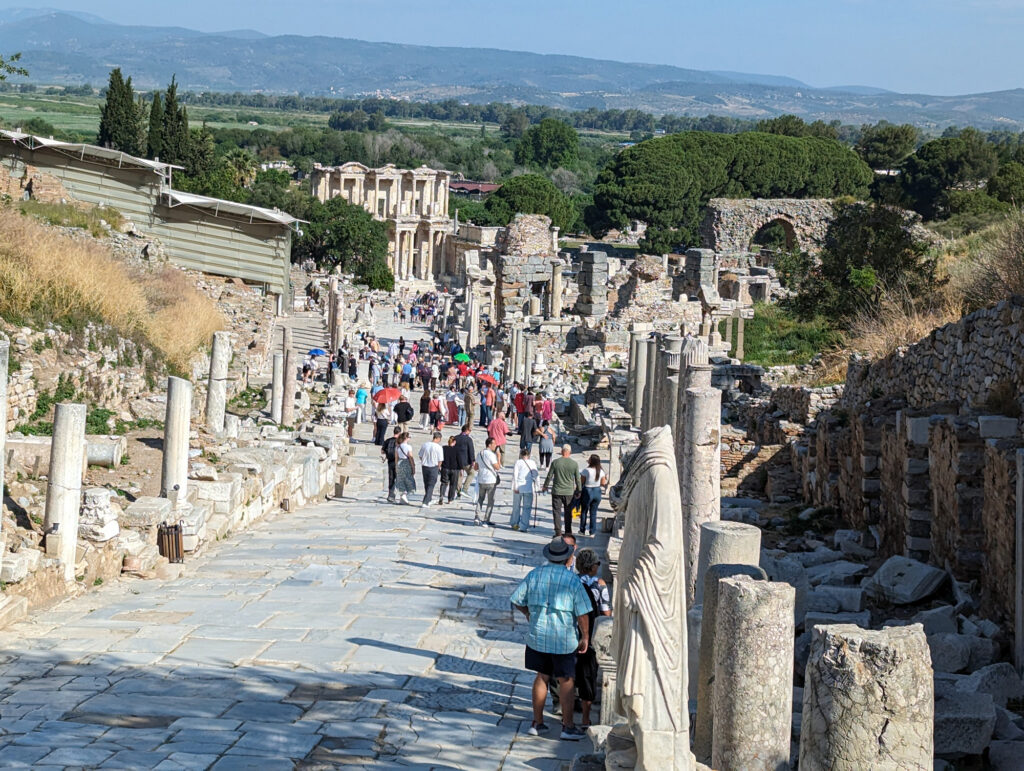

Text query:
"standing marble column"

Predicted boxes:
[[800, 624, 933, 770], [682, 364, 722, 605], [44, 402, 86, 581], [695, 520, 762, 605], [160, 377, 192, 509], [271, 353, 284, 424], [550, 262, 564, 318], [736, 316, 746, 361], [626, 330, 642, 419], [712, 576, 795, 771], [468, 295, 481, 349], [523, 336, 536, 389], [640, 337, 659, 431], [659, 336, 683, 433], [674, 339, 709, 513], [631, 334, 649, 430], [281, 327, 296, 428], [205, 331, 231, 433], [693, 563, 767, 762]]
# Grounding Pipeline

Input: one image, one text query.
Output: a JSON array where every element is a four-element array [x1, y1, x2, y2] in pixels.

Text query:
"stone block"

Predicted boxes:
[[866, 555, 947, 605], [905, 416, 931, 445], [912, 605, 958, 635], [934, 685, 996, 757], [803, 610, 870, 630], [954, 663, 1024, 708], [990, 740, 1024, 770], [979, 416, 1018, 439], [806, 560, 868, 587], [121, 497, 172, 528], [806, 585, 864, 613], [760, 553, 808, 625], [928, 632, 998, 673], [0, 551, 29, 583]]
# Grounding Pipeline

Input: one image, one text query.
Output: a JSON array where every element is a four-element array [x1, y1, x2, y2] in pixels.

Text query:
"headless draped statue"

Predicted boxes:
[[611, 425, 695, 771]]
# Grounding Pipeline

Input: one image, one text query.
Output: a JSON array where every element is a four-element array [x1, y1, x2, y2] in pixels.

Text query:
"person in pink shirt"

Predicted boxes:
[[487, 411, 510, 464], [541, 396, 554, 422]]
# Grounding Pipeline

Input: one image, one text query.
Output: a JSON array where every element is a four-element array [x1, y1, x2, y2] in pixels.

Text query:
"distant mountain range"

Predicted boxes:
[[4, 9, 1024, 129]]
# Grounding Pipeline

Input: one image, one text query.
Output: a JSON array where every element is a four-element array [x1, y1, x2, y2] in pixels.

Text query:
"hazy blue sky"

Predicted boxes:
[[10, 0, 1024, 95]]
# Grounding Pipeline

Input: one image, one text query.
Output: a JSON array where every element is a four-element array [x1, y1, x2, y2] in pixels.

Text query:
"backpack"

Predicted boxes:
[[383, 437, 397, 463]]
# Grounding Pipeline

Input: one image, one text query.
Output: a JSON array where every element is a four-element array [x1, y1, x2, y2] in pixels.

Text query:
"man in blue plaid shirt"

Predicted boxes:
[[511, 538, 593, 740]]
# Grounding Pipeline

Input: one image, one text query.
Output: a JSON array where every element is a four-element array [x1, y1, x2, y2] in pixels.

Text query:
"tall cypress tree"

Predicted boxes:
[[146, 91, 164, 160], [97, 68, 143, 155], [160, 76, 190, 167]]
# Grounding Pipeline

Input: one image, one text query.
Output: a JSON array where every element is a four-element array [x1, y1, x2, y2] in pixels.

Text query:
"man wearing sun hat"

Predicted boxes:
[[510, 538, 593, 741]]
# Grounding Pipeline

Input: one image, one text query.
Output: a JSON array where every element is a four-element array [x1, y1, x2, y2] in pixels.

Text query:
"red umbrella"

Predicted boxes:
[[373, 388, 402, 404], [477, 373, 497, 386]]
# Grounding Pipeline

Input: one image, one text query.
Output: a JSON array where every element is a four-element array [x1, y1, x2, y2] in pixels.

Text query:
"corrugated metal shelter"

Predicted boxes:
[[0, 131, 298, 302]]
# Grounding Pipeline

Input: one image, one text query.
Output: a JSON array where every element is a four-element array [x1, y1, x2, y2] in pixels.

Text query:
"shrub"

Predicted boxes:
[[734, 303, 843, 367]]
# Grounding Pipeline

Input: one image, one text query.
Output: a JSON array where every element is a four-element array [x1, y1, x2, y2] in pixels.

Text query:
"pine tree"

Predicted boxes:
[[146, 92, 164, 160], [160, 76, 190, 167], [97, 68, 143, 155]]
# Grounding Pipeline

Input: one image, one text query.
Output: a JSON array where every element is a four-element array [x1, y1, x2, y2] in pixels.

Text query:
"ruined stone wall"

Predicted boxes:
[[699, 198, 834, 254], [981, 439, 1020, 627], [929, 417, 986, 581], [0, 163, 72, 204], [842, 296, 1024, 414], [495, 214, 556, 323]]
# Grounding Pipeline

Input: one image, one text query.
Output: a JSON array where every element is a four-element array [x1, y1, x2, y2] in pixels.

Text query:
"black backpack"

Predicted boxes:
[[383, 437, 397, 463]]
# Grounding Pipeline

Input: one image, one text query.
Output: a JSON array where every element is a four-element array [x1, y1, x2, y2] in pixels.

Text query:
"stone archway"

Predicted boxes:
[[700, 198, 834, 254], [751, 217, 798, 252]]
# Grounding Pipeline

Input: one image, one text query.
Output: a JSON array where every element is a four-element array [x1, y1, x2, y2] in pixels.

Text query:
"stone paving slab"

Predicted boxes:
[[0, 315, 609, 770]]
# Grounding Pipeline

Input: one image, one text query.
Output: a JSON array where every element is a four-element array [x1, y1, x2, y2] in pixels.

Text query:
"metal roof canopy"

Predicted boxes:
[[0, 129, 182, 174], [162, 189, 302, 228]]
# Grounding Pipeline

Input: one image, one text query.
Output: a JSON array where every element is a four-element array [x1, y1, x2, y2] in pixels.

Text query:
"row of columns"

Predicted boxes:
[[392, 228, 446, 282]]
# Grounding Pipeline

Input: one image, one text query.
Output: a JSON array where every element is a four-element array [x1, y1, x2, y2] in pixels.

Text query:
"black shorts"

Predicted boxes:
[[575, 648, 598, 701], [525, 645, 576, 680]]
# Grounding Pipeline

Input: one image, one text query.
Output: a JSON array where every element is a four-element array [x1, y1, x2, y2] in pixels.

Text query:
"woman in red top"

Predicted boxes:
[[487, 412, 509, 465], [428, 393, 443, 429]]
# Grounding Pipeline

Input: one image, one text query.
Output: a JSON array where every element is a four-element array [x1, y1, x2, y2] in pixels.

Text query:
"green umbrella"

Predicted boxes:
[[454, 353, 471, 363]]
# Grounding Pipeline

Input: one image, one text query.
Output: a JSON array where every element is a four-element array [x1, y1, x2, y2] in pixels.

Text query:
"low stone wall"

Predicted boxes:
[[842, 296, 1024, 414]]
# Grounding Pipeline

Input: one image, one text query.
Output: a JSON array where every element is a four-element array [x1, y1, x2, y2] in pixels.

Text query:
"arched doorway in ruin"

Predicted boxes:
[[750, 218, 798, 253]]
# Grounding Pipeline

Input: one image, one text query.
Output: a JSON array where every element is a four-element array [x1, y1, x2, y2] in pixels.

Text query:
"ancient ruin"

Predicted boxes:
[[700, 197, 835, 254]]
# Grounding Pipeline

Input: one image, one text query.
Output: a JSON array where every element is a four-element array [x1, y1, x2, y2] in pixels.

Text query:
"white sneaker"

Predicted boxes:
[[400, 494, 409, 505]]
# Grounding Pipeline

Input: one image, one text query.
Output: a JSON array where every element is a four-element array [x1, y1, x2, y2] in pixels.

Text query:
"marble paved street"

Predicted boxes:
[[0, 409, 595, 769]]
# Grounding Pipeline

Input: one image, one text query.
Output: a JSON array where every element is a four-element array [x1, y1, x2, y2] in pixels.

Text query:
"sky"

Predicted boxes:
[[6, 0, 1024, 95]]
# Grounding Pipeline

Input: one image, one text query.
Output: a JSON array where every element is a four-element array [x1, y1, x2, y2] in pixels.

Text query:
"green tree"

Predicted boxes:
[[146, 92, 164, 159], [988, 161, 1024, 204], [160, 77, 190, 167], [0, 52, 27, 80], [855, 122, 919, 170], [484, 174, 576, 231], [97, 68, 144, 155], [293, 197, 391, 284], [222, 148, 259, 188], [501, 110, 529, 139], [513, 118, 579, 168], [785, 202, 937, 322], [901, 129, 999, 219], [590, 131, 873, 253], [756, 114, 812, 137]]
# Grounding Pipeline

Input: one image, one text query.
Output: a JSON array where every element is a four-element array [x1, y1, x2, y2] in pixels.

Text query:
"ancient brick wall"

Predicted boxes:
[[699, 198, 834, 254], [0, 163, 71, 204], [495, 214, 556, 323]]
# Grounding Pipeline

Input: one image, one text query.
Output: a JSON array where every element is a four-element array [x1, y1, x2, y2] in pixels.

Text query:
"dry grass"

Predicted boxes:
[[0, 209, 223, 371], [948, 209, 1024, 312], [844, 289, 961, 361]]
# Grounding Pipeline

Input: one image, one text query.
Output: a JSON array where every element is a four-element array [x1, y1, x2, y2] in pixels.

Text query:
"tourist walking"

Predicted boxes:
[[473, 437, 501, 526], [464, 387, 477, 428], [510, 539, 593, 741], [574, 548, 612, 728], [538, 421, 557, 468], [579, 455, 609, 536], [511, 447, 539, 532], [373, 402, 390, 445], [454, 424, 476, 498], [419, 390, 432, 430], [419, 431, 444, 508], [394, 395, 414, 433], [520, 411, 539, 458], [394, 431, 417, 505], [440, 435, 461, 504], [542, 445, 580, 537], [487, 411, 510, 465], [381, 427, 401, 503]]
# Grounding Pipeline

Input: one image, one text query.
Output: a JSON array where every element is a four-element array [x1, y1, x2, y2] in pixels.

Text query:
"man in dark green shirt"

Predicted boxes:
[[542, 444, 580, 537]]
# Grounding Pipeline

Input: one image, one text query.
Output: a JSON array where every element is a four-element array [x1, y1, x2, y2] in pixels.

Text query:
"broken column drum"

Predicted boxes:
[[659, 335, 683, 436], [799, 623, 934, 770], [695, 520, 761, 605], [693, 562, 768, 762], [610, 425, 695, 771], [205, 331, 231, 433], [160, 376, 192, 509], [631, 333, 649, 429], [271, 352, 284, 424], [712, 575, 795, 771], [682, 363, 723, 605], [43, 402, 87, 581]]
